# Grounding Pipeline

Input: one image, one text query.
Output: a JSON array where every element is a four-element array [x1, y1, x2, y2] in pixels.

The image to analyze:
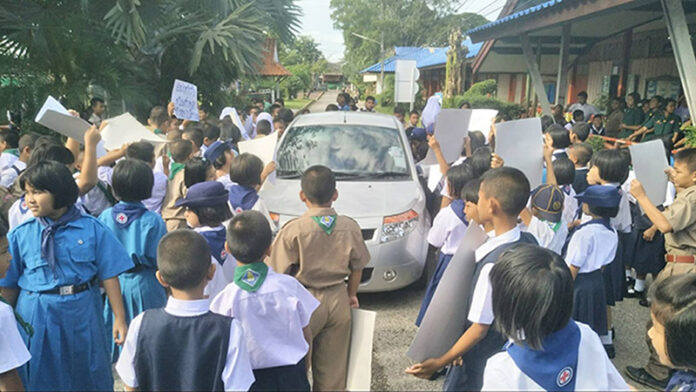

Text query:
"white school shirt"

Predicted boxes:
[[0, 301, 31, 374], [427, 205, 468, 255], [0, 152, 18, 173], [194, 226, 236, 283], [468, 227, 521, 325], [0, 160, 25, 188], [115, 297, 255, 391], [482, 322, 628, 391], [143, 171, 167, 214], [217, 174, 235, 191], [565, 222, 618, 273], [210, 269, 320, 369], [438, 156, 468, 199], [73, 171, 111, 217], [579, 183, 631, 233], [526, 216, 568, 255], [561, 186, 578, 225]]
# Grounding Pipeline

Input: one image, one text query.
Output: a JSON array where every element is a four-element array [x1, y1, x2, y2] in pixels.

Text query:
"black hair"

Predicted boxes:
[[149, 106, 169, 127], [570, 122, 590, 142], [572, 109, 584, 121], [325, 104, 339, 112], [212, 143, 232, 170], [552, 157, 575, 186], [112, 159, 153, 202], [301, 165, 336, 205], [226, 211, 272, 264], [190, 204, 233, 227], [664, 98, 677, 110], [547, 125, 570, 149], [277, 108, 294, 125], [126, 142, 155, 164], [157, 230, 211, 290], [28, 144, 75, 167], [229, 153, 263, 188], [447, 163, 475, 200], [269, 103, 281, 114], [170, 139, 193, 163], [410, 110, 419, 117], [675, 149, 696, 173], [459, 100, 471, 109], [568, 143, 593, 166], [183, 128, 204, 149], [21, 161, 79, 209], [627, 92, 641, 105], [394, 106, 405, 115], [461, 178, 481, 204], [587, 204, 619, 219], [90, 97, 105, 107], [219, 118, 242, 144], [593, 113, 604, 120], [256, 120, 272, 136], [652, 95, 665, 108], [0, 219, 8, 238], [274, 98, 285, 106], [0, 130, 19, 149], [18, 133, 38, 153], [649, 273, 696, 371], [468, 131, 486, 154], [541, 115, 555, 132], [480, 167, 531, 217], [577, 91, 588, 99], [201, 122, 221, 142], [365, 96, 376, 103], [490, 244, 573, 350], [184, 157, 212, 188], [470, 146, 493, 178], [590, 149, 629, 184]]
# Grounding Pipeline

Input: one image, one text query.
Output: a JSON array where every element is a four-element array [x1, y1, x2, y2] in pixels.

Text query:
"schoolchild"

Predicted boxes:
[[461, 178, 493, 234], [256, 120, 272, 138], [203, 140, 236, 190], [552, 157, 579, 226], [175, 181, 234, 298], [0, 134, 36, 188], [126, 142, 167, 214], [416, 163, 475, 326], [182, 127, 204, 157], [569, 122, 590, 144], [620, 92, 646, 139], [228, 153, 275, 219], [646, 274, 696, 392], [564, 110, 585, 131], [161, 139, 193, 231], [184, 156, 215, 188], [406, 167, 538, 391], [268, 165, 370, 391], [565, 185, 620, 356], [590, 114, 606, 136], [481, 244, 628, 391], [545, 124, 570, 160], [0, 161, 133, 390], [567, 142, 593, 194], [98, 159, 168, 362], [273, 117, 286, 136], [0, 130, 20, 172], [520, 184, 568, 255], [0, 221, 31, 392], [146, 105, 169, 135], [210, 211, 320, 391], [200, 121, 221, 155], [115, 230, 255, 391]]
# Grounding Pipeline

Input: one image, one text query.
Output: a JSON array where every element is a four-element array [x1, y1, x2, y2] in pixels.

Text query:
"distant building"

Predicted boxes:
[[256, 37, 291, 102]]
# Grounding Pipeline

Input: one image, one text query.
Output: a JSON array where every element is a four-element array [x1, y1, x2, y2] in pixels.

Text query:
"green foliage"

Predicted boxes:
[[593, 94, 611, 114], [683, 125, 696, 148], [587, 135, 606, 152], [442, 79, 523, 121], [276, 35, 328, 98]]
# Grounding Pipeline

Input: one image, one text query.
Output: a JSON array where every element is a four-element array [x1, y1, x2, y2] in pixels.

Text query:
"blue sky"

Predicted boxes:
[[296, 0, 507, 63]]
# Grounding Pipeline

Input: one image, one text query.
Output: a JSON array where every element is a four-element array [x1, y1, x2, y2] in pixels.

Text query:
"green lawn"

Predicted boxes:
[[284, 98, 312, 110]]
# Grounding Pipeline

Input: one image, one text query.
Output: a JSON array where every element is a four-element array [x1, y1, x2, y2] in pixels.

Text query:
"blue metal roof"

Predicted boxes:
[[359, 38, 483, 74], [466, 0, 565, 36]]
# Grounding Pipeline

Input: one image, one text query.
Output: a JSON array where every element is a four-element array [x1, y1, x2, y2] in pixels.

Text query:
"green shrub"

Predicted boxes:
[[443, 79, 523, 120]]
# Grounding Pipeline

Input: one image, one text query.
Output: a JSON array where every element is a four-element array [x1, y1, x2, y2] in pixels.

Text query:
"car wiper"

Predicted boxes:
[[369, 171, 410, 179], [334, 171, 410, 180], [276, 170, 303, 179]]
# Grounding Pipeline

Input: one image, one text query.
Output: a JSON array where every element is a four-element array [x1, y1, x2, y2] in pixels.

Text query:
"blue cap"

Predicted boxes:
[[530, 184, 564, 223], [175, 181, 229, 208], [574, 185, 621, 208], [203, 141, 229, 163], [409, 127, 427, 141]]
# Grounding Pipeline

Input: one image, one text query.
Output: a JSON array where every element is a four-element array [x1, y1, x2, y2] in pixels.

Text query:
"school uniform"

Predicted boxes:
[[78, 179, 114, 216], [115, 297, 256, 391], [572, 167, 589, 194], [0, 159, 25, 188], [228, 184, 277, 231], [217, 173, 235, 190], [416, 199, 468, 326], [98, 201, 168, 362], [654, 184, 696, 278], [0, 149, 19, 172], [561, 185, 578, 226], [618, 107, 645, 139], [268, 207, 371, 391], [606, 110, 624, 138], [444, 227, 538, 391], [589, 124, 606, 136], [642, 112, 681, 142], [526, 215, 568, 255], [666, 370, 696, 392], [552, 149, 568, 161], [143, 170, 168, 214], [161, 167, 188, 231], [210, 266, 320, 391], [0, 208, 133, 390], [0, 299, 31, 376], [482, 320, 628, 391], [193, 225, 236, 298]]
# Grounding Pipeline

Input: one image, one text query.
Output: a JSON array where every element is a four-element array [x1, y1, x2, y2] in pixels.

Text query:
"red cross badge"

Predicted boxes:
[[116, 213, 128, 224], [235, 207, 243, 214], [221, 249, 227, 260], [556, 366, 573, 387]]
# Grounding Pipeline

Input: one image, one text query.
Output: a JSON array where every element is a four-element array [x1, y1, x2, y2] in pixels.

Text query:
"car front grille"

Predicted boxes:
[[361, 229, 375, 241]]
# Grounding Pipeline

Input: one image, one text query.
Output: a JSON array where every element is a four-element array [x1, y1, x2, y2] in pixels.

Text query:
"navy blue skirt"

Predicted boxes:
[[574, 270, 608, 336], [604, 232, 631, 305], [631, 214, 666, 276], [250, 358, 309, 391], [416, 253, 453, 326]]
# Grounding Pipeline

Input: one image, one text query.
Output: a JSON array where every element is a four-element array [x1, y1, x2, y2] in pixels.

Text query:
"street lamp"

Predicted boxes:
[[352, 32, 385, 94]]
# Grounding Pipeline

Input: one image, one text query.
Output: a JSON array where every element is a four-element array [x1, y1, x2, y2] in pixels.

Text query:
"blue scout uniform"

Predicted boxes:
[[0, 207, 133, 391], [98, 201, 168, 362]]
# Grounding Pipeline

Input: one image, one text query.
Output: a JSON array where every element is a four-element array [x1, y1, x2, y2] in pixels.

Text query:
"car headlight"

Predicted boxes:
[[380, 210, 418, 243]]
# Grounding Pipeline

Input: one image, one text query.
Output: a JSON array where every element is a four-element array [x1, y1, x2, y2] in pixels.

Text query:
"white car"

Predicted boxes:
[[260, 111, 430, 292]]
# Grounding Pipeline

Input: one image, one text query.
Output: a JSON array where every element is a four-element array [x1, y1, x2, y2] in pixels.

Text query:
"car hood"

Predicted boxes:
[[260, 178, 423, 218]]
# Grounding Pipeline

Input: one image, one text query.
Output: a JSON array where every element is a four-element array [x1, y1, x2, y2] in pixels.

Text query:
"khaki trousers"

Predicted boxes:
[[165, 219, 188, 232], [307, 284, 352, 391]]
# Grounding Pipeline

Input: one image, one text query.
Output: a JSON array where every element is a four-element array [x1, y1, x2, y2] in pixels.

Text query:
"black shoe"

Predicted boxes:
[[625, 366, 669, 390], [611, 327, 616, 340], [604, 344, 616, 359], [626, 288, 645, 299], [639, 297, 650, 307]]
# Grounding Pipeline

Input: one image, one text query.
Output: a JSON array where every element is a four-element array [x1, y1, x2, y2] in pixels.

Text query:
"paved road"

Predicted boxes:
[[306, 90, 339, 113]]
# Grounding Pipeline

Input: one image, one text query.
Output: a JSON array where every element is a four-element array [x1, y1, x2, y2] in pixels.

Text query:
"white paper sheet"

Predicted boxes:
[[407, 224, 489, 362], [170, 79, 199, 121], [427, 164, 444, 192], [346, 308, 376, 391], [422, 109, 471, 166], [35, 96, 70, 120], [100, 113, 166, 151], [495, 118, 544, 188], [629, 140, 669, 206], [36, 109, 92, 141], [237, 135, 278, 166], [468, 109, 498, 141]]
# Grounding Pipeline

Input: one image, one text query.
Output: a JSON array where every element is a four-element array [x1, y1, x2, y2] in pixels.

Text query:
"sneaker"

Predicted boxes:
[[604, 344, 616, 359], [639, 297, 650, 307], [626, 288, 645, 299], [625, 366, 669, 390]]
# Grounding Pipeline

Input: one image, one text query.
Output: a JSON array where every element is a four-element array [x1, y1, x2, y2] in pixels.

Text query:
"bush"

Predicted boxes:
[[442, 79, 523, 120]]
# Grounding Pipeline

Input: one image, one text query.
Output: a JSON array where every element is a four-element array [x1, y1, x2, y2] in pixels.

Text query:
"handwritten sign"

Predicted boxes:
[[170, 79, 199, 121]]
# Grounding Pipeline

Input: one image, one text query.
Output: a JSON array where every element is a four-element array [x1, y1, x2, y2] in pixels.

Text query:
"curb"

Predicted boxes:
[[298, 91, 325, 113]]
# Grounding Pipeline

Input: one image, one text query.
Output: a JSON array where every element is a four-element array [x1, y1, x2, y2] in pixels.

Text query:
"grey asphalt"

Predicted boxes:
[[306, 90, 339, 113]]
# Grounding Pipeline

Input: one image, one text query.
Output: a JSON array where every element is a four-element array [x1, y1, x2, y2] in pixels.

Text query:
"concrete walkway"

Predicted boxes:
[[306, 90, 339, 113]]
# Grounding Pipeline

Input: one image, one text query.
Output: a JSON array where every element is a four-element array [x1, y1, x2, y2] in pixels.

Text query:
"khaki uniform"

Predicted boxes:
[[645, 185, 696, 379], [161, 169, 188, 232], [269, 207, 370, 391]]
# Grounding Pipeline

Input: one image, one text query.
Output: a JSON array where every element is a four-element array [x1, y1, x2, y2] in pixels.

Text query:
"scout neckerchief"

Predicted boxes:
[[198, 226, 227, 265], [312, 215, 337, 235], [228, 185, 259, 213], [0, 295, 34, 337], [506, 320, 581, 391], [4, 148, 19, 157], [233, 262, 268, 292], [111, 201, 148, 229], [545, 219, 563, 233], [38, 205, 82, 270], [449, 199, 468, 225], [169, 162, 185, 180], [154, 128, 164, 135]]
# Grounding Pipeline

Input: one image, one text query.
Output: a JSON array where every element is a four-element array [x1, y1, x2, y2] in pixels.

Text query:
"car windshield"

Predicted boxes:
[[276, 124, 411, 180]]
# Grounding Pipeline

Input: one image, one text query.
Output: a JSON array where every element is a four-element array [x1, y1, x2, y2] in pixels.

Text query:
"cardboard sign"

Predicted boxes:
[[421, 109, 499, 165], [469, 109, 498, 141], [35, 96, 91, 141], [170, 79, 199, 121], [629, 140, 669, 206], [101, 113, 166, 151], [346, 309, 376, 391], [407, 223, 489, 362], [237, 134, 278, 166], [495, 118, 544, 188]]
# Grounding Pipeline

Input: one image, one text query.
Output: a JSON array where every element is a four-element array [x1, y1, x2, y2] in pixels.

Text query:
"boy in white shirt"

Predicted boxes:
[[520, 184, 568, 255]]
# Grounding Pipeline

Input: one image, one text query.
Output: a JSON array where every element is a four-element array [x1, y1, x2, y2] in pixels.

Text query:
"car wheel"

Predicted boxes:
[[414, 245, 438, 289]]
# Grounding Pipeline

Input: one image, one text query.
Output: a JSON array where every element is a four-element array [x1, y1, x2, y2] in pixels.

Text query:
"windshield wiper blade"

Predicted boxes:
[[276, 170, 303, 179], [334, 171, 409, 180], [369, 171, 410, 178]]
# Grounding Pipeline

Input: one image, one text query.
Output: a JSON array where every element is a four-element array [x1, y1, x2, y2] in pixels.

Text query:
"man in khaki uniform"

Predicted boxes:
[[627, 149, 696, 389], [269, 165, 370, 391], [161, 139, 193, 231]]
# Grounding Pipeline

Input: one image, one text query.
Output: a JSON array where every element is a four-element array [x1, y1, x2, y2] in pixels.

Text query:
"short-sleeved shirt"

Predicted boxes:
[[526, 216, 568, 255], [568, 103, 598, 122], [605, 110, 624, 138], [0, 152, 18, 173], [643, 113, 681, 142], [0, 214, 133, 290], [0, 300, 31, 373], [161, 169, 186, 222], [663, 185, 696, 256], [268, 207, 371, 289], [623, 107, 645, 127], [427, 205, 468, 255], [144, 171, 168, 214], [0, 160, 25, 188], [210, 268, 320, 369], [565, 222, 618, 273]]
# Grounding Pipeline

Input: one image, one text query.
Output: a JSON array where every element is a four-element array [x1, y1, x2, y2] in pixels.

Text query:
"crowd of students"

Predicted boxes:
[[0, 89, 695, 392]]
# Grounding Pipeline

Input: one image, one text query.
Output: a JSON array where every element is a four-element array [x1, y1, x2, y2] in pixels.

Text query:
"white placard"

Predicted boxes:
[[237, 135, 278, 166], [495, 118, 544, 188], [101, 113, 166, 151], [469, 109, 498, 141], [427, 164, 444, 192], [35, 97, 91, 141], [423, 109, 471, 165], [35, 96, 70, 119], [394, 60, 420, 103], [170, 79, 199, 121], [407, 223, 489, 362], [629, 140, 669, 206], [346, 308, 376, 391]]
